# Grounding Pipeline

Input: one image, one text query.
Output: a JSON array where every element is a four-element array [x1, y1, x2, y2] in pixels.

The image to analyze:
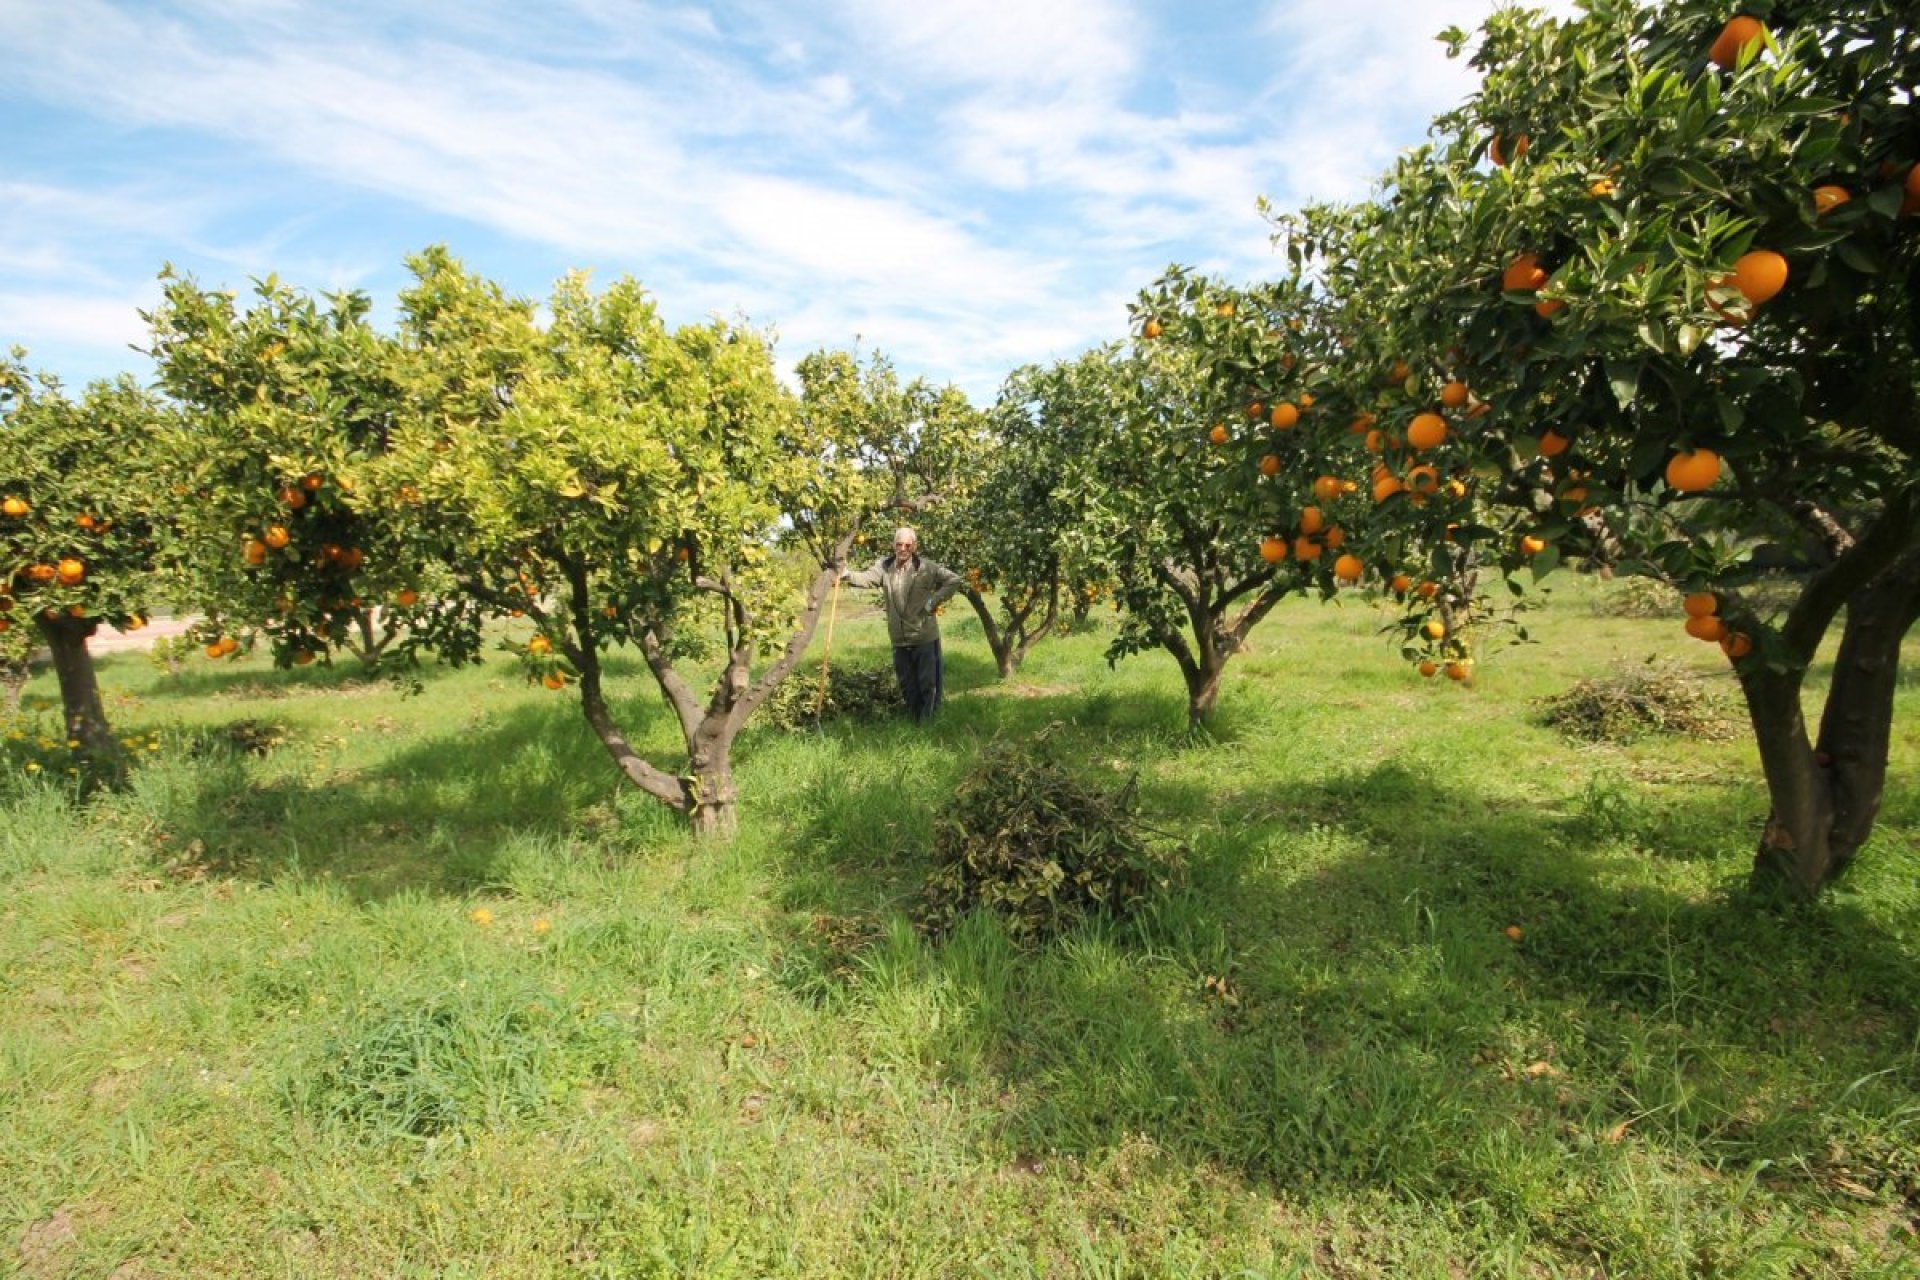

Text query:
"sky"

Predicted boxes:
[[1, 0, 1557, 406]]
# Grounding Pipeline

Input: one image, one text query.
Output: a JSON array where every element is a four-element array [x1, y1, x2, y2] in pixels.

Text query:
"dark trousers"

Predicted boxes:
[[892, 640, 943, 722]]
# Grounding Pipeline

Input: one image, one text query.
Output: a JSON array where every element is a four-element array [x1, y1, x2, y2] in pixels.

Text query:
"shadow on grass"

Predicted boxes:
[[766, 743, 1920, 1231], [114, 688, 676, 900]]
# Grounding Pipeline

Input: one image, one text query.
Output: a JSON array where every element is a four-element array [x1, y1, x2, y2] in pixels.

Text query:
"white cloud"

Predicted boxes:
[[0, 0, 1577, 403]]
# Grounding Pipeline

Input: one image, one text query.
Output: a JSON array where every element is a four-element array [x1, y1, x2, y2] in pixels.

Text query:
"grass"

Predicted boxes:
[[2, 575, 1917, 1277]]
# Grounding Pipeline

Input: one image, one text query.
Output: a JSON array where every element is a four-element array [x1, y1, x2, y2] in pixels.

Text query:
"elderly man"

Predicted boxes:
[[841, 526, 963, 722]]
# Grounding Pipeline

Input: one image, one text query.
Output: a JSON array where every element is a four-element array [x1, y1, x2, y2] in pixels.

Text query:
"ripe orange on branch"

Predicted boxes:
[[1683, 592, 1718, 618], [1407, 413, 1448, 450], [1503, 253, 1548, 293], [2, 496, 29, 518], [1665, 448, 1722, 493], [1269, 402, 1300, 430], [1489, 133, 1529, 167], [1708, 15, 1765, 69], [1729, 250, 1788, 305]]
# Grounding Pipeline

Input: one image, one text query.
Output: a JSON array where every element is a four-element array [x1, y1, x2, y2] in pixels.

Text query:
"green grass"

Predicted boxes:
[[2, 577, 1917, 1277]]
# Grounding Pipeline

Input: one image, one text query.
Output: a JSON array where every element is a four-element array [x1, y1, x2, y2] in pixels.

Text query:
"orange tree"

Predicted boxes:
[[144, 272, 439, 669], [0, 356, 171, 765], [1035, 325, 1357, 730], [943, 358, 1126, 678], [1205, 0, 1917, 897], [383, 249, 880, 836]]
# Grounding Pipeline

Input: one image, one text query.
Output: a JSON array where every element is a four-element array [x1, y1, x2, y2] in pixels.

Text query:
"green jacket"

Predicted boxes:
[[843, 554, 963, 647]]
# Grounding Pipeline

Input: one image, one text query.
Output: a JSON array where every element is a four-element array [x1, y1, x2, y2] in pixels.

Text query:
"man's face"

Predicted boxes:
[[893, 536, 916, 564]]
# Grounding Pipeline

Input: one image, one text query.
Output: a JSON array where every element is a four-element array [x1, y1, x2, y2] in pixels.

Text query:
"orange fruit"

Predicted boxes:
[[1142, 318, 1163, 339], [1730, 249, 1788, 304], [281, 486, 307, 510], [1259, 453, 1281, 477], [1270, 402, 1300, 430], [528, 634, 553, 656], [1683, 592, 1718, 618], [1520, 535, 1547, 556], [1588, 178, 1615, 198], [395, 588, 420, 607], [1298, 392, 1315, 409], [243, 539, 268, 566], [1390, 573, 1412, 595], [1538, 429, 1570, 458], [1313, 475, 1343, 502], [1407, 413, 1448, 450], [2, 496, 28, 518], [1685, 614, 1726, 642], [56, 558, 86, 586], [1445, 662, 1470, 682], [1708, 15, 1765, 69], [1259, 536, 1287, 564], [1209, 423, 1229, 445], [264, 525, 292, 549], [1299, 505, 1326, 535], [1324, 526, 1346, 549], [1416, 580, 1439, 599], [1720, 631, 1754, 659], [1332, 553, 1364, 584], [1372, 473, 1405, 503], [1503, 253, 1547, 293], [302, 473, 324, 491], [205, 641, 226, 660], [1386, 360, 1411, 385], [1424, 618, 1447, 640], [26, 563, 57, 583], [1504, 925, 1524, 941], [1293, 536, 1323, 562], [292, 649, 316, 666], [543, 670, 567, 690], [1348, 412, 1376, 435], [1406, 464, 1440, 495], [1417, 659, 1439, 678], [1534, 297, 1564, 319], [1439, 381, 1469, 409], [1490, 133, 1529, 167], [1812, 185, 1850, 214], [1665, 448, 1722, 493], [1245, 401, 1265, 419]]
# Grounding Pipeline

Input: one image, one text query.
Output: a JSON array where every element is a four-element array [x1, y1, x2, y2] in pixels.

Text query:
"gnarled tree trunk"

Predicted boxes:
[[34, 614, 123, 770], [1744, 545, 1920, 898]]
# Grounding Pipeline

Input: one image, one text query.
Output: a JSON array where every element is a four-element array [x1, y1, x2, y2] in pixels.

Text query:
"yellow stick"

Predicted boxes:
[[817, 575, 841, 718]]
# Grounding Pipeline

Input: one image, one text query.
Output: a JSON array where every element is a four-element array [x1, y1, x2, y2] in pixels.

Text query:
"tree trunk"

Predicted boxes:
[[35, 614, 122, 768], [1185, 658, 1224, 729], [961, 588, 1014, 677], [1745, 546, 1920, 898]]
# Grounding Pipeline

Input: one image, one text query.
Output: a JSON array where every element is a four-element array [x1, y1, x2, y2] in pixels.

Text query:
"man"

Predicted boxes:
[[840, 526, 963, 722]]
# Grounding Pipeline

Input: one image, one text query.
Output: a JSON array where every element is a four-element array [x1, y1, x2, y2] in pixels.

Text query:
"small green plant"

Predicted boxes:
[[1538, 660, 1739, 744], [293, 981, 632, 1139], [919, 732, 1184, 943]]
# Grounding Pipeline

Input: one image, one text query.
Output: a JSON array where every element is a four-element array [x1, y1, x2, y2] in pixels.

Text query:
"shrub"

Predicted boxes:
[[760, 663, 903, 730], [919, 734, 1184, 943], [1539, 660, 1740, 745]]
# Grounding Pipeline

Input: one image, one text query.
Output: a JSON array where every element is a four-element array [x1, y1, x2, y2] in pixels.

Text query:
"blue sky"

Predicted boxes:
[[2, 0, 1551, 405]]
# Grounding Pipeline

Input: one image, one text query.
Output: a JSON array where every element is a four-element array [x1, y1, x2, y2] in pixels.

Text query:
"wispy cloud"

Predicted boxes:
[[0, 0, 1553, 400]]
